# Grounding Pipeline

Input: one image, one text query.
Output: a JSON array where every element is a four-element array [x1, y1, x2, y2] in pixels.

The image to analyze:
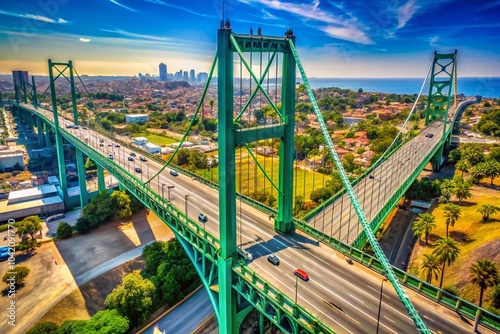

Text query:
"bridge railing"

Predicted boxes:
[[23, 104, 338, 333]]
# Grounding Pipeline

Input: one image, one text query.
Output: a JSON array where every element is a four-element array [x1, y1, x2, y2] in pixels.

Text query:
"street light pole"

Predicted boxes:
[[184, 194, 189, 221], [295, 275, 299, 304], [376, 278, 388, 334], [161, 183, 165, 199]]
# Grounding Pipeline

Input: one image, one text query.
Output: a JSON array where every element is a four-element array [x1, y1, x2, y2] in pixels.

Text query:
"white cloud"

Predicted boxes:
[[429, 36, 439, 46], [0, 9, 68, 24], [396, 0, 419, 29], [321, 26, 373, 45], [79, 38, 91, 43], [261, 9, 277, 20], [100, 29, 171, 42], [109, 0, 138, 12]]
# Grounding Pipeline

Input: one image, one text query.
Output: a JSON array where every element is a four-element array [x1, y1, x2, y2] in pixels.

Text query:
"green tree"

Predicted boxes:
[[26, 322, 58, 334], [209, 99, 214, 113], [56, 222, 73, 239], [478, 160, 500, 185], [462, 145, 485, 166], [421, 254, 441, 284], [455, 159, 470, 177], [433, 237, 461, 288], [111, 191, 133, 219], [477, 204, 500, 222], [2, 265, 30, 285], [17, 216, 42, 240], [310, 187, 333, 204], [293, 195, 305, 215], [105, 271, 156, 327], [438, 179, 454, 203], [412, 213, 437, 245], [443, 203, 461, 237], [492, 284, 500, 308], [84, 157, 97, 170], [175, 148, 190, 165], [469, 259, 499, 308], [83, 309, 129, 334], [448, 149, 461, 164], [452, 176, 472, 203]]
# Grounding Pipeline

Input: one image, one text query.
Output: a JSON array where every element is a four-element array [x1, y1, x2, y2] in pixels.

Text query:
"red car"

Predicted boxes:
[[294, 269, 309, 281]]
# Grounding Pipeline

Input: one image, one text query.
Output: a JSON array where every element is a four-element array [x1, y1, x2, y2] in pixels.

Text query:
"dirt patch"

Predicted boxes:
[[35, 256, 145, 326]]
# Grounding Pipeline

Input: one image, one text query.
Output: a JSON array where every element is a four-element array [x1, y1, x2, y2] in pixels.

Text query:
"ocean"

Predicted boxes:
[[303, 77, 500, 98]]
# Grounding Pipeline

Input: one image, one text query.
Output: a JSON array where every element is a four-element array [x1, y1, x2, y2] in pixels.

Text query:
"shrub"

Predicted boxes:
[[492, 284, 500, 309], [56, 222, 73, 239], [26, 322, 58, 334], [2, 265, 30, 285]]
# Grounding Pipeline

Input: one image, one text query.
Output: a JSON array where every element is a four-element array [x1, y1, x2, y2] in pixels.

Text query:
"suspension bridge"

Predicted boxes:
[[2, 23, 498, 334]]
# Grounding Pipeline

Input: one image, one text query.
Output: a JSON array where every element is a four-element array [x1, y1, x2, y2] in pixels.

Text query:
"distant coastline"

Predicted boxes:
[[303, 77, 500, 98]]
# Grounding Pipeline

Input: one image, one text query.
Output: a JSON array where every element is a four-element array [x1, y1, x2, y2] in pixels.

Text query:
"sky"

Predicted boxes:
[[0, 0, 499, 78]]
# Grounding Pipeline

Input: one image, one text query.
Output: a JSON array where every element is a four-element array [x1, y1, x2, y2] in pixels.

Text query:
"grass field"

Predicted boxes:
[[135, 132, 178, 146], [195, 153, 331, 202], [409, 174, 500, 310]]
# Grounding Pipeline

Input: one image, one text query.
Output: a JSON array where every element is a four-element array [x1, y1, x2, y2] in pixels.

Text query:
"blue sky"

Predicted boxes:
[[0, 0, 499, 78]]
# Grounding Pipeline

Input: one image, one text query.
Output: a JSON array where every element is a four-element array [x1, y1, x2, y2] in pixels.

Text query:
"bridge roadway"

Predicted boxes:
[[307, 121, 445, 244], [20, 103, 479, 334], [308, 99, 475, 245]]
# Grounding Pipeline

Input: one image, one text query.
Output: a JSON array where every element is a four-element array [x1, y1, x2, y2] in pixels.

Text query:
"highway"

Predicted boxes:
[[19, 103, 487, 334], [308, 121, 445, 244]]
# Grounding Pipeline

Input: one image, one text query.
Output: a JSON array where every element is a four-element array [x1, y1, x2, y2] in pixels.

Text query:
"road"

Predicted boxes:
[[141, 288, 214, 334], [18, 103, 493, 334]]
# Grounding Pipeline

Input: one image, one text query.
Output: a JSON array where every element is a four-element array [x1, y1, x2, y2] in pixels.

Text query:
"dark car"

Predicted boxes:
[[130, 152, 136, 157], [99, 143, 104, 147], [267, 254, 280, 266], [425, 133, 434, 138], [128, 157, 134, 161], [139, 157, 147, 162], [82, 126, 88, 130], [170, 170, 179, 176], [198, 213, 208, 223], [135, 167, 142, 173], [114, 144, 120, 147], [294, 268, 309, 281]]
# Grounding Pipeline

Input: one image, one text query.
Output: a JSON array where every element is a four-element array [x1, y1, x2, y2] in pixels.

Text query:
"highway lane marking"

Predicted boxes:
[[347, 293, 365, 304], [384, 316, 395, 324], [303, 265, 322, 277]]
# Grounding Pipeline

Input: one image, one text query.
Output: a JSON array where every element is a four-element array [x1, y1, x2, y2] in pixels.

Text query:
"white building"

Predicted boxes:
[[0, 151, 24, 171], [143, 143, 161, 155], [126, 114, 149, 124], [133, 137, 149, 146]]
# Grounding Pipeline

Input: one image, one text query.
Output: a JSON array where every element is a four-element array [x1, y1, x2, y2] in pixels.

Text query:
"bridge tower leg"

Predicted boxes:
[[97, 165, 106, 192], [36, 117, 43, 146], [48, 59, 69, 205], [216, 24, 297, 333], [68, 61, 79, 126], [424, 51, 457, 171], [31, 76, 38, 108], [75, 149, 89, 207], [43, 122, 51, 147]]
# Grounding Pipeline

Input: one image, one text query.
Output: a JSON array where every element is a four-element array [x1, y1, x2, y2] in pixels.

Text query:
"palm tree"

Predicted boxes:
[[452, 176, 472, 203], [412, 213, 437, 245], [477, 204, 500, 222], [421, 254, 442, 284], [443, 203, 461, 237], [469, 259, 499, 307], [209, 99, 214, 113], [433, 237, 461, 289], [455, 159, 470, 177], [479, 160, 500, 185], [439, 179, 454, 203]]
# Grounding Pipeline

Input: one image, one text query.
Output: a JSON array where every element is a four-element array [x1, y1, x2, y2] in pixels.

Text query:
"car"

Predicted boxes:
[[130, 152, 136, 157], [65, 124, 73, 129], [73, 125, 79, 129], [425, 133, 434, 138], [108, 154, 114, 160], [108, 143, 112, 146], [0, 246, 10, 261], [198, 213, 208, 223], [135, 167, 142, 173], [294, 268, 309, 281], [114, 144, 120, 147], [267, 254, 280, 266], [82, 126, 88, 130], [99, 143, 104, 147], [128, 157, 134, 161], [139, 157, 147, 162], [170, 170, 178, 176], [99, 138, 104, 143]]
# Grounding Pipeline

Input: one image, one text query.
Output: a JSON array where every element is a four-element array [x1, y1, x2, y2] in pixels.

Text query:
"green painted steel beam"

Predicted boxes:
[[234, 125, 285, 146], [69, 61, 79, 126], [231, 33, 290, 53], [243, 144, 282, 195], [75, 149, 89, 207], [289, 40, 430, 333]]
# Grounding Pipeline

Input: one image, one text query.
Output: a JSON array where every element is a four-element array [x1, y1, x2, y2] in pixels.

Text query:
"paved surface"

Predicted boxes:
[[379, 209, 416, 269], [17, 102, 494, 334], [141, 287, 214, 334]]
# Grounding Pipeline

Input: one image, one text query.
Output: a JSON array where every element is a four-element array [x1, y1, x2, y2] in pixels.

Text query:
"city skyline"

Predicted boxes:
[[0, 1, 499, 78]]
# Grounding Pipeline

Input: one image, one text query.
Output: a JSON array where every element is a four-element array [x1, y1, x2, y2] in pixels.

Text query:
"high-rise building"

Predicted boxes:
[[190, 69, 195, 82], [183, 71, 189, 82], [159, 63, 167, 81]]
